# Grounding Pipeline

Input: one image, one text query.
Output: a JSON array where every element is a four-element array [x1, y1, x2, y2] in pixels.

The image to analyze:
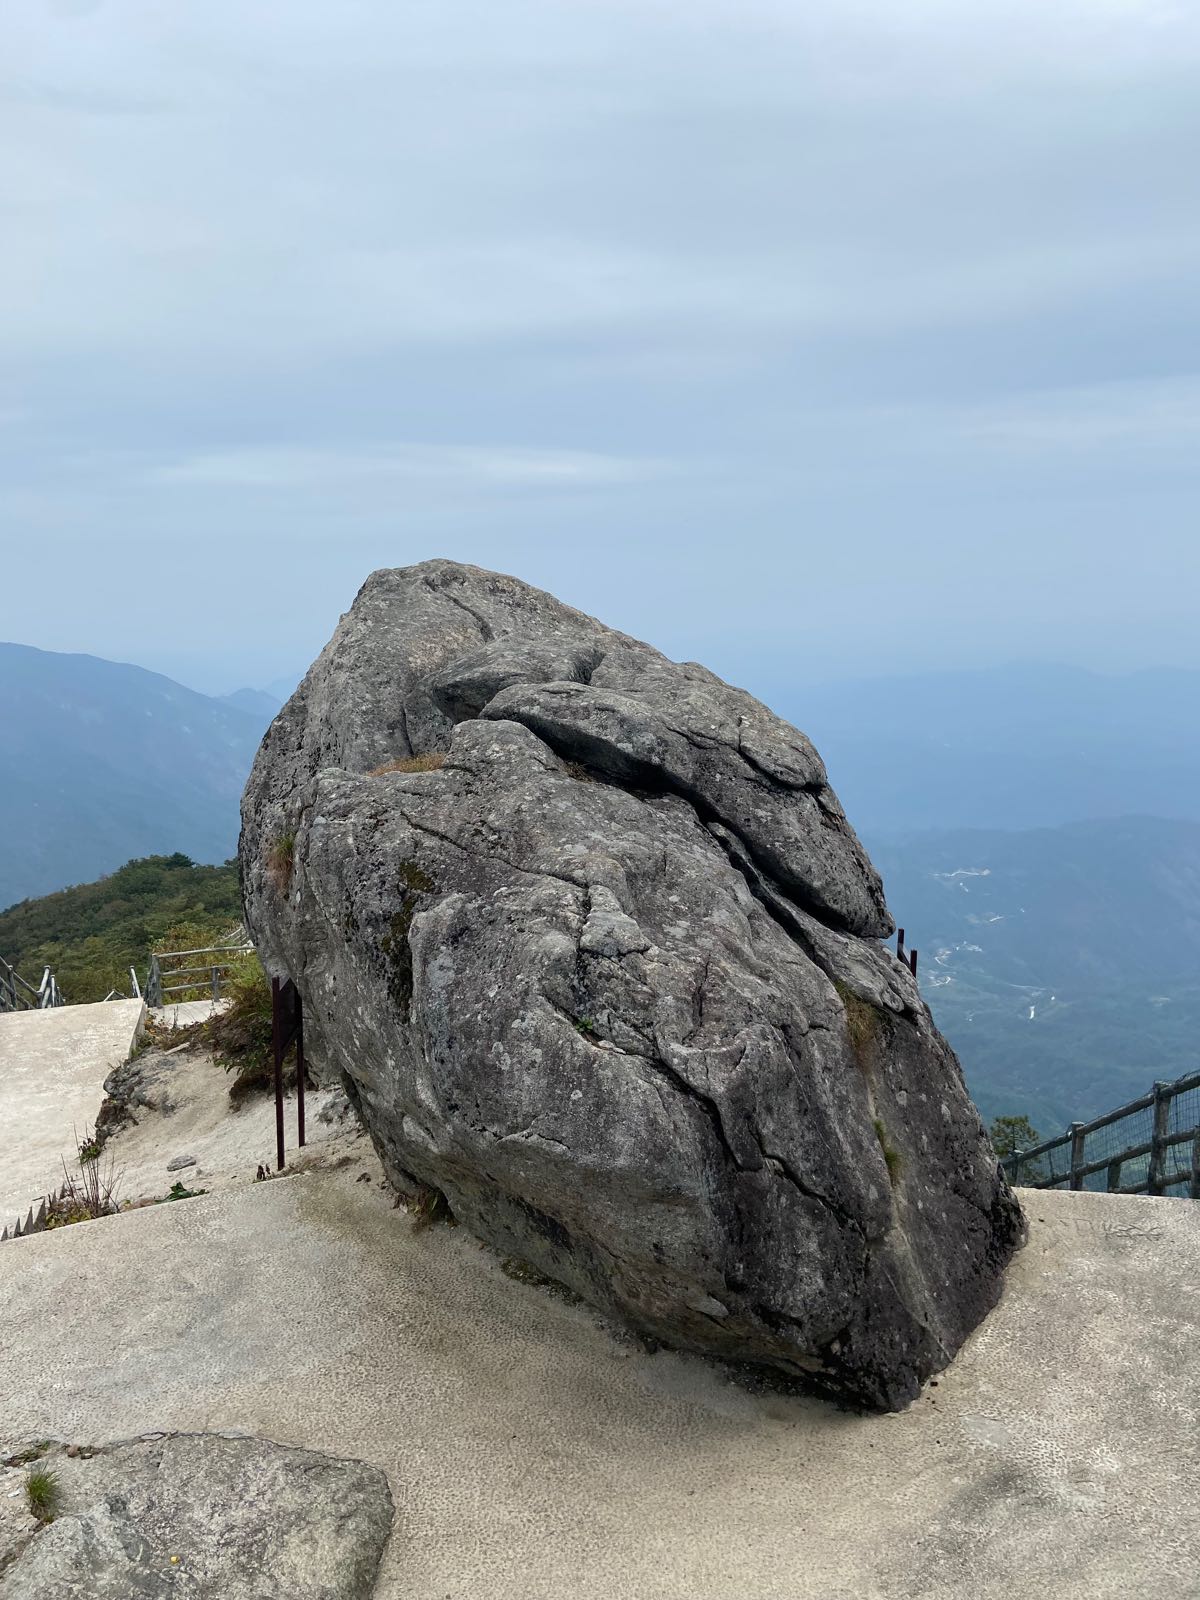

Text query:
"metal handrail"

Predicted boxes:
[[145, 942, 253, 1007], [1, 954, 65, 1012], [1004, 1066, 1200, 1198]]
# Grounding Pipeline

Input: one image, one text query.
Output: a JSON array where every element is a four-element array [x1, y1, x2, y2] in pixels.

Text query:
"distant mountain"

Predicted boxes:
[[869, 816, 1200, 1135], [0, 643, 265, 910], [220, 687, 282, 725], [779, 664, 1200, 835]]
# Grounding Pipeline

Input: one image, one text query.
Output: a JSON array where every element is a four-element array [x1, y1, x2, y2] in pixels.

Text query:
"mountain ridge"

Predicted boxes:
[[0, 642, 266, 910]]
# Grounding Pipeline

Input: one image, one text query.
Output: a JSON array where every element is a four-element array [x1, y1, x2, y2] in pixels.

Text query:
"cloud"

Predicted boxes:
[[148, 442, 672, 492], [959, 377, 1200, 451], [1, 1, 1198, 683]]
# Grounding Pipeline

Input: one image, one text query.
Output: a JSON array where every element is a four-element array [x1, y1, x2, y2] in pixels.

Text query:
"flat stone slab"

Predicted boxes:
[[0, 1432, 393, 1598], [0, 1174, 1196, 1599], [0, 999, 144, 1231]]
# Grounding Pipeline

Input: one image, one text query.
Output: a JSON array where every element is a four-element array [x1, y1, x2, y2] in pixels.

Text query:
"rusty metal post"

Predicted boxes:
[[271, 976, 286, 1171], [896, 927, 905, 964], [909, 947, 918, 977], [295, 993, 306, 1149]]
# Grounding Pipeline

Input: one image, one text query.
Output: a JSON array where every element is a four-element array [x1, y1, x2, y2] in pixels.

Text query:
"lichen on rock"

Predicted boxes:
[[240, 559, 1024, 1410]]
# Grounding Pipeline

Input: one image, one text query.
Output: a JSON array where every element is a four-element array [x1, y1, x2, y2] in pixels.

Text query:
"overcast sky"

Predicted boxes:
[[3, 0, 1198, 698]]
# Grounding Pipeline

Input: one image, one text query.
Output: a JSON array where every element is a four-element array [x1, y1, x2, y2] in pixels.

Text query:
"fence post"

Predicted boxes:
[[1148, 1082, 1171, 1196], [271, 977, 286, 1172], [1009, 1149, 1022, 1184], [212, 966, 220, 1004], [1068, 1123, 1086, 1190], [1107, 1158, 1122, 1192], [1190, 1129, 1200, 1202], [147, 955, 162, 1008], [296, 997, 306, 1150]]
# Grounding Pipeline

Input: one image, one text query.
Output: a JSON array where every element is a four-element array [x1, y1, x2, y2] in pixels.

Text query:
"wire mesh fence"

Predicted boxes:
[[1005, 1069, 1200, 1198]]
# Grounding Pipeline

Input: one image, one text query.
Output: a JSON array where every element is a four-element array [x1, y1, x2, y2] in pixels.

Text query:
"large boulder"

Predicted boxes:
[[241, 560, 1023, 1410]]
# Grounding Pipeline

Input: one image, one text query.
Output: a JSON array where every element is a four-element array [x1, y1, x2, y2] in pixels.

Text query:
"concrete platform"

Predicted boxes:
[[0, 998, 144, 1229], [149, 998, 227, 1030], [0, 1177, 1195, 1598]]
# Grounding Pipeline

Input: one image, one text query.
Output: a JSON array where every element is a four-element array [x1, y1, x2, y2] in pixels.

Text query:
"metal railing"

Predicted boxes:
[[0, 955, 65, 1013], [1003, 1068, 1200, 1199], [145, 943, 252, 1007]]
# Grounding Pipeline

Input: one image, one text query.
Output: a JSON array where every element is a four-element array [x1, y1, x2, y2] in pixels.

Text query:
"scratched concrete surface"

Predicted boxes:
[[0, 1174, 1195, 1599], [0, 998, 143, 1231]]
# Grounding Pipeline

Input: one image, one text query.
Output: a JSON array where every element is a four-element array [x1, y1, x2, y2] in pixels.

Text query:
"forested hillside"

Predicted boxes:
[[0, 854, 241, 1004]]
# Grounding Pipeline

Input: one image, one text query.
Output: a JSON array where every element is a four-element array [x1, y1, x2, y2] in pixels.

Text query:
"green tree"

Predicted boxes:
[[989, 1114, 1040, 1159], [989, 1114, 1050, 1184]]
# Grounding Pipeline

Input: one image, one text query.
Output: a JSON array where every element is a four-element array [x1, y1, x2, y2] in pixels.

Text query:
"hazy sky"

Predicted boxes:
[[3, 0, 1198, 698]]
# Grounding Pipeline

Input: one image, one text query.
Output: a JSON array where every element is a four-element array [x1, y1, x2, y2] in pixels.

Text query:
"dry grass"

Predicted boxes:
[[834, 980, 881, 1064], [409, 1184, 453, 1231], [265, 832, 295, 894], [368, 752, 447, 776]]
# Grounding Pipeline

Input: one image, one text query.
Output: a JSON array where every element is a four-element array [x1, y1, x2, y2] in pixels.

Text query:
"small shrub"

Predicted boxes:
[[368, 752, 446, 777], [207, 954, 288, 1103], [26, 1466, 60, 1523], [266, 832, 296, 895], [48, 1125, 121, 1227], [873, 1117, 902, 1185], [208, 954, 278, 1100], [154, 1180, 208, 1203]]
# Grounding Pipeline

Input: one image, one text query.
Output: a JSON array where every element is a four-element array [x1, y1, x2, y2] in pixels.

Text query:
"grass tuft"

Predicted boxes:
[[368, 752, 446, 776], [47, 1125, 121, 1228], [26, 1466, 60, 1523]]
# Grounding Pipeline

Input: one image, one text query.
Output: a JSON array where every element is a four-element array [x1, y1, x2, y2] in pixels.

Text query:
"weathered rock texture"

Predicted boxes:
[[241, 560, 1023, 1409], [0, 1433, 393, 1598]]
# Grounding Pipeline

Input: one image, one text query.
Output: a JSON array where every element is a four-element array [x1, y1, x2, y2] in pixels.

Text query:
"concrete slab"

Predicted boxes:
[[0, 999, 144, 1229], [148, 998, 227, 1030], [0, 1178, 1195, 1598]]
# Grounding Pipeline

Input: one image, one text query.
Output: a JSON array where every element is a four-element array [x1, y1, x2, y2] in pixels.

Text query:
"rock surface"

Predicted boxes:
[[241, 560, 1023, 1409], [0, 1433, 393, 1598]]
